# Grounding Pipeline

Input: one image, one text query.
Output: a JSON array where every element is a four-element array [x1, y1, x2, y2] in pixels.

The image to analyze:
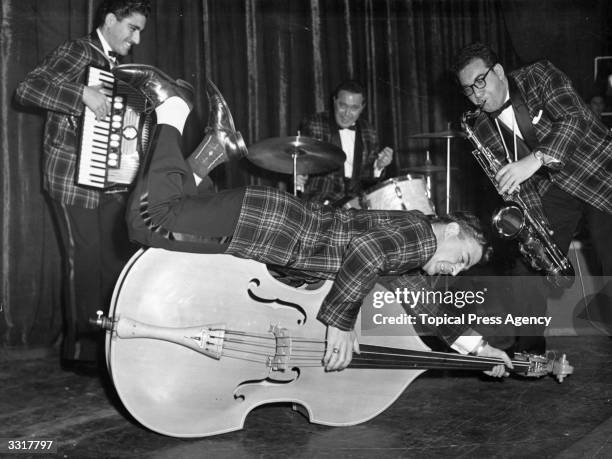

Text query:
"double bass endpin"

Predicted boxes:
[[89, 310, 113, 330]]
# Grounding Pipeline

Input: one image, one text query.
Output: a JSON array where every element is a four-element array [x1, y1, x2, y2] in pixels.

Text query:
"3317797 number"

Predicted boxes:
[[1, 439, 57, 454]]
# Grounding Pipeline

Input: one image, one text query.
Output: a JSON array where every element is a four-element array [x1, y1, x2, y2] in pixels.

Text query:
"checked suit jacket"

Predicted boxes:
[[298, 111, 383, 204], [470, 60, 612, 216], [16, 32, 116, 208], [130, 125, 473, 346]]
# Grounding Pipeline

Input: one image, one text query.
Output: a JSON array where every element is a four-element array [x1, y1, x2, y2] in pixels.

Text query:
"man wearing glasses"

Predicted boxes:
[[450, 42, 612, 352]]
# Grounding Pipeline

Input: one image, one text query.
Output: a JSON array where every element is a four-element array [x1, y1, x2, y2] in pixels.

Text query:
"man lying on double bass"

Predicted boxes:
[[112, 64, 513, 377]]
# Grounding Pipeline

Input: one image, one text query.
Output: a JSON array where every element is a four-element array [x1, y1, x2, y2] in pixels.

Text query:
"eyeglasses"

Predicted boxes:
[[461, 64, 496, 96]]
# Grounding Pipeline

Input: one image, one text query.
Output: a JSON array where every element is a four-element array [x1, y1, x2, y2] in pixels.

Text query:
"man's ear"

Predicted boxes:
[[104, 13, 118, 28], [493, 63, 505, 80], [443, 222, 460, 239]]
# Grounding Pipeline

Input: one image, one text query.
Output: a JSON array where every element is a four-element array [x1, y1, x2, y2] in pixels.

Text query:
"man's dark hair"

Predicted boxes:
[[430, 211, 492, 263], [450, 42, 499, 76], [332, 79, 366, 99], [96, 0, 152, 27]]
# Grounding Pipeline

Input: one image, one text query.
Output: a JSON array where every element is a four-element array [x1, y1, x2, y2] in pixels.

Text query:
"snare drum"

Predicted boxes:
[[361, 174, 436, 215]]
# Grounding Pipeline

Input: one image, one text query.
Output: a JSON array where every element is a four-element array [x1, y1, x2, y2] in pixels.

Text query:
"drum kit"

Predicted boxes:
[[247, 127, 465, 214]]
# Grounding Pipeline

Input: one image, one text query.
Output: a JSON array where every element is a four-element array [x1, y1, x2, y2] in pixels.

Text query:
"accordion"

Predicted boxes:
[[77, 66, 154, 190]]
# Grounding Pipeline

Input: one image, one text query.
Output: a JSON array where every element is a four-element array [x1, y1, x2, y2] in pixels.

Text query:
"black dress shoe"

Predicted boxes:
[[112, 64, 194, 109]]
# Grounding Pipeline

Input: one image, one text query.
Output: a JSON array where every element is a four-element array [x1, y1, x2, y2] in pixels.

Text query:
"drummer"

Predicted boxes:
[[296, 80, 394, 204], [113, 64, 512, 378]]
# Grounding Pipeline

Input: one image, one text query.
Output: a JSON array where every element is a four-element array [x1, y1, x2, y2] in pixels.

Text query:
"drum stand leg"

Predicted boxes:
[[424, 151, 432, 200], [293, 152, 298, 196], [445, 137, 451, 214]]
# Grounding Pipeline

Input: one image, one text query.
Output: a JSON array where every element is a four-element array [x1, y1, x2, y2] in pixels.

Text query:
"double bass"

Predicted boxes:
[[96, 248, 572, 438]]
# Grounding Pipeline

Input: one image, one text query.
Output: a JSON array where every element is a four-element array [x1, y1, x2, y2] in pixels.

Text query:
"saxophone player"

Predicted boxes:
[[450, 42, 612, 351]]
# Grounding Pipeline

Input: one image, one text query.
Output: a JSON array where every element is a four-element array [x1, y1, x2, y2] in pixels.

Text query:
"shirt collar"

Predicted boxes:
[[96, 28, 115, 59], [489, 93, 512, 119]]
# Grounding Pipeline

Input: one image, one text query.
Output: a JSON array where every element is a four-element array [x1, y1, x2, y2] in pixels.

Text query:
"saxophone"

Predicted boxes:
[[460, 108, 574, 288]]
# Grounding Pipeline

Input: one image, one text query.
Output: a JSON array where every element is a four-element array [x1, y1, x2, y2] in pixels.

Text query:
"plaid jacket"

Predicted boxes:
[[471, 60, 612, 215], [226, 186, 440, 330], [15, 33, 115, 208], [298, 111, 382, 204]]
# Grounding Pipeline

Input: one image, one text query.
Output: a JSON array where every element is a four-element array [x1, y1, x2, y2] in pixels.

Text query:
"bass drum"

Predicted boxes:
[[362, 174, 435, 214]]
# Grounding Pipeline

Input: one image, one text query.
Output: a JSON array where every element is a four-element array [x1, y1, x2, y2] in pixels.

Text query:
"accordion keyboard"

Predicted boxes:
[[77, 66, 152, 189]]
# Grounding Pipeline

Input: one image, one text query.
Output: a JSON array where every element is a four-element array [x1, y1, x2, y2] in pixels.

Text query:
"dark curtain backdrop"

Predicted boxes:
[[1, 0, 609, 348]]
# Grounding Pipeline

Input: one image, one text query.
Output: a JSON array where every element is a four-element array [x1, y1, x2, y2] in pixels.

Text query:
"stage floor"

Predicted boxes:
[[1, 335, 611, 458]]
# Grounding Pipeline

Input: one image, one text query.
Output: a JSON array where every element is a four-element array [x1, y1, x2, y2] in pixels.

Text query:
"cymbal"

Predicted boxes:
[[248, 136, 346, 175], [403, 164, 456, 174], [409, 129, 466, 139]]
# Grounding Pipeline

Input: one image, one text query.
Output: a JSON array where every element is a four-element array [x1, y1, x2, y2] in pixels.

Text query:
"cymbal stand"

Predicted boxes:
[[291, 145, 306, 196], [292, 149, 298, 196], [424, 150, 432, 199], [292, 131, 301, 196], [445, 136, 451, 214]]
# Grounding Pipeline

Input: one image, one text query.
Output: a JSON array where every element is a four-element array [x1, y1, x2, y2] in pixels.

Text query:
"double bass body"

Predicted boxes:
[[106, 249, 428, 437]]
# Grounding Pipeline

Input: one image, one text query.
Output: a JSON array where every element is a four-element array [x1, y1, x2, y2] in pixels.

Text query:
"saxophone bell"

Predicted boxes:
[[492, 205, 575, 288], [492, 205, 524, 238]]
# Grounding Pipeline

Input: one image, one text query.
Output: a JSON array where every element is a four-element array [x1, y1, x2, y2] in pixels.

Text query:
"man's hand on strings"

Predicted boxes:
[[323, 325, 360, 371], [477, 343, 514, 378]]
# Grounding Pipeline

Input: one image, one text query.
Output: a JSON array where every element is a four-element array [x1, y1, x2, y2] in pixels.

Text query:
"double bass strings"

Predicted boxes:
[[218, 329, 528, 372]]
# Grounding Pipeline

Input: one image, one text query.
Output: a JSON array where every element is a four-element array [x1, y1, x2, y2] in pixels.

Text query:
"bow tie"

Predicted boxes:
[[489, 99, 512, 119], [108, 51, 119, 59], [339, 125, 356, 131]]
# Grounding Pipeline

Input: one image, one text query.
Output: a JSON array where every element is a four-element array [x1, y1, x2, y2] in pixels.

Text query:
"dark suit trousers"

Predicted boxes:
[[52, 195, 135, 361], [130, 125, 244, 253], [542, 184, 612, 275], [543, 184, 612, 333]]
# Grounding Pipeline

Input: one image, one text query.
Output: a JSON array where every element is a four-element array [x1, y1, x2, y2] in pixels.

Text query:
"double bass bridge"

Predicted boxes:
[[266, 325, 291, 372]]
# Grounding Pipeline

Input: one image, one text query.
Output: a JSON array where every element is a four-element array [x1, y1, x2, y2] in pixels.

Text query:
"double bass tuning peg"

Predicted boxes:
[[89, 309, 113, 331]]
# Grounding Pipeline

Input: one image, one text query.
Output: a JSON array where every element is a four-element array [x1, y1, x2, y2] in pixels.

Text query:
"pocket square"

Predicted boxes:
[[532, 109, 543, 124]]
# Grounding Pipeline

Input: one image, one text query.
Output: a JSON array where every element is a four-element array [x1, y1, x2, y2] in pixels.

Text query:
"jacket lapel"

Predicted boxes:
[[508, 76, 538, 150], [85, 32, 113, 70], [351, 121, 364, 180]]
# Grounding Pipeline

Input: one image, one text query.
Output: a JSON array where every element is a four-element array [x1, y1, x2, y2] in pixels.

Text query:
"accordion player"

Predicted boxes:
[[76, 65, 154, 190]]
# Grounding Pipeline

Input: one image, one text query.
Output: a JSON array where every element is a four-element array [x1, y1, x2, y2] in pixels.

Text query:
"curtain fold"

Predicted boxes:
[[1, 0, 607, 348]]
